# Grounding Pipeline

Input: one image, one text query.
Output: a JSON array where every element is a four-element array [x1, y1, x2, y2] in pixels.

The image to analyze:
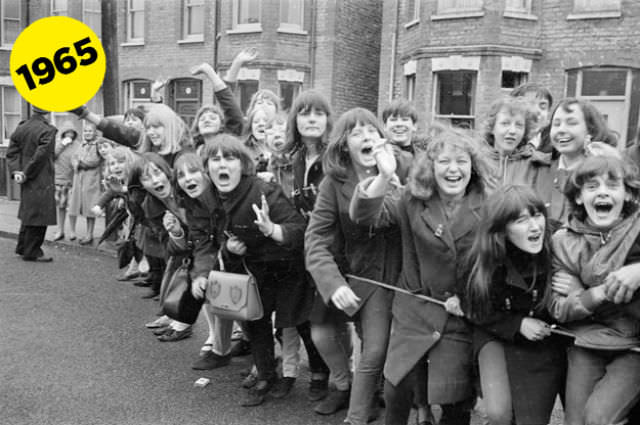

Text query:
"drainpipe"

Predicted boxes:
[[388, 0, 400, 101], [309, 0, 317, 87]]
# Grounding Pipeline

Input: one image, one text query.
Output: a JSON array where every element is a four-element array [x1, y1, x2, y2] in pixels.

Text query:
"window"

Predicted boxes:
[[127, 0, 145, 42], [406, 0, 420, 23], [51, 0, 68, 16], [434, 71, 476, 128], [436, 0, 483, 15], [280, 0, 303, 31], [83, 0, 101, 38], [280, 82, 301, 112], [183, 0, 204, 40], [233, 0, 261, 31], [1, 0, 20, 46], [2, 86, 21, 145], [505, 0, 532, 14], [237, 80, 259, 114], [569, 0, 621, 18], [405, 74, 416, 101], [501, 71, 528, 91], [170, 78, 202, 127], [124, 79, 152, 110]]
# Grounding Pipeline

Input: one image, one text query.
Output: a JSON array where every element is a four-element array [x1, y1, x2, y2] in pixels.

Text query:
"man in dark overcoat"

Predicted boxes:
[[6, 105, 58, 262]]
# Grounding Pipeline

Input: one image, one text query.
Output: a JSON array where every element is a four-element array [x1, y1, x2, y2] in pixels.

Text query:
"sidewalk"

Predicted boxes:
[[0, 197, 115, 254]]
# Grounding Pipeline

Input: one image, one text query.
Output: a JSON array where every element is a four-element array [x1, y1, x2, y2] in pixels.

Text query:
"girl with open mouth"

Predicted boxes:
[[349, 123, 490, 425], [199, 134, 308, 408], [466, 185, 566, 425], [306, 107, 412, 425], [549, 154, 640, 425]]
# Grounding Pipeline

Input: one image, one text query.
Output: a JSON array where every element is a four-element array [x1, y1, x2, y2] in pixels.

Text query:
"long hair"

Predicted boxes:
[[409, 123, 489, 200], [549, 98, 618, 159], [173, 148, 212, 199], [465, 185, 551, 320], [482, 97, 537, 150], [139, 104, 192, 155], [323, 107, 385, 180], [201, 133, 256, 176], [285, 90, 333, 154], [106, 146, 139, 181], [564, 155, 640, 222]]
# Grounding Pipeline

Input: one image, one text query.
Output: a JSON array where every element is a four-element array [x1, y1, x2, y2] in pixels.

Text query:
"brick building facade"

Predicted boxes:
[[380, 0, 640, 144]]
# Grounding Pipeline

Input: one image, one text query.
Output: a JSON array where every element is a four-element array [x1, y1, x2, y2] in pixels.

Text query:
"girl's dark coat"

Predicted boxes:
[[470, 260, 567, 424], [291, 147, 324, 217], [220, 176, 310, 327]]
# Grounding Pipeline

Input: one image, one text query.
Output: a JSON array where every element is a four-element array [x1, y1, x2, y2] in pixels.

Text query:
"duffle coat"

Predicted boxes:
[[351, 186, 484, 403], [6, 114, 57, 226]]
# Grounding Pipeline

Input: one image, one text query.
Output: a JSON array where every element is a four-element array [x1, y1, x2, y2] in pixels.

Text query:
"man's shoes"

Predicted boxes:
[[53, 232, 64, 241], [314, 388, 350, 415], [157, 327, 192, 342], [152, 326, 171, 336], [241, 379, 275, 407], [230, 339, 252, 357], [270, 377, 295, 399], [23, 256, 53, 263], [117, 272, 140, 281], [192, 351, 231, 370], [242, 370, 259, 388], [141, 289, 159, 299], [145, 316, 172, 329], [133, 279, 152, 287], [79, 237, 93, 246], [308, 377, 329, 401]]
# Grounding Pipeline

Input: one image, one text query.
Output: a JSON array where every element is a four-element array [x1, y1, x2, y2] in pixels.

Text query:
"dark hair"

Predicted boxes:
[[466, 185, 551, 320], [409, 123, 489, 200], [323, 107, 385, 180], [510, 82, 553, 107], [381, 98, 418, 124], [482, 97, 537, 150], [285, 90, 333, 153], [191, 104, 225, 147], [564, 155, 640, 222], [247, 89, 282, 115], [123, 107, 146, 123], [201, 133, 256, 176], [173, 148, 212, 199]]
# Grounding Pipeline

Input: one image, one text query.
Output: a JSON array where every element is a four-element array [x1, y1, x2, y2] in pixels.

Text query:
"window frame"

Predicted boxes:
[[2, 86, 21, 146], [170, 78, 202, 128], [51, 0, 68, 16], [182, 0, 204, 42], [278, 0, 304, 33], [123, 79, 153, 111], [82, 0, 102, 38], [568, 0, 621, 19], [404, 0, 421, 28], [433, 0, 484, 19], [231, 0, 262, 33], [126, 0, 145, 43], [405, 74, 416, 101], [279, 81, 302, 112], [1, 0, 20, 48], [432, 70, 477, 128]]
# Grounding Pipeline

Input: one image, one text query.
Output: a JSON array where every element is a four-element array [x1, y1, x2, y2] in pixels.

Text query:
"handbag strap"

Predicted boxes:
[[217, 250, 251, 275]]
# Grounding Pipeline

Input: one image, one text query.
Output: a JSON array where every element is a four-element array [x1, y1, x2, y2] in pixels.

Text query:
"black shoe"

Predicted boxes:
[[152, 326, 171, 336], [157, 327, 192, 342], [23, 256, 53, 263], [230, 339, 252, 357], [192, 351, 231, 370], [133, 279, 152, 287], [141, 289, 159, 299], [270, 377, 295, 399], [314, 388, 350, 415], [241, 379, 275, 407], [308, 377, 329, 401]]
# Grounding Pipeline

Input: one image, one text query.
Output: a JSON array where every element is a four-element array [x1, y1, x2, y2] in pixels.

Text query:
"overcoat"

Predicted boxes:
[[352, 186, 484, 404], [68, 139, 103, 216], [6, 114, 57, 226]]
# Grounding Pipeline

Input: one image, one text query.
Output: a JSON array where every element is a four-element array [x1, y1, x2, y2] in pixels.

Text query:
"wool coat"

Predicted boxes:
[[220, 175, 310, 328], [470, 258, 567, 424], [6, 114, 57, 226], [291, 147, 324, 218], [351, 186, 484, 403], [68, 139, 103, 217], [54, 122, 80, 185]]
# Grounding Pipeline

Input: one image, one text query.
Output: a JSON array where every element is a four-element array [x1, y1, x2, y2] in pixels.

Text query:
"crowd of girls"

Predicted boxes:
[[65, 49, 640, 424]]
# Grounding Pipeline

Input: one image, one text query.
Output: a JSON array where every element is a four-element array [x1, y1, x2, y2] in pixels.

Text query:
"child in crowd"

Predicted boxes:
[[68, 122, 104, 245], [549, 155, 640, 425], [381, 98, 418, 155], [53, 122, 80, 241]]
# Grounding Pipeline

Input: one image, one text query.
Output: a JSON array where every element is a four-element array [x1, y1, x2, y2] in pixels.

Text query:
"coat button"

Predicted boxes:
[[432, 331, 441, 340]]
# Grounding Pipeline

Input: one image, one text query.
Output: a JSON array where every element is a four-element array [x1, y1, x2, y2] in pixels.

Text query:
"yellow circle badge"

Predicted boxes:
[[10, 16, 106, 112]]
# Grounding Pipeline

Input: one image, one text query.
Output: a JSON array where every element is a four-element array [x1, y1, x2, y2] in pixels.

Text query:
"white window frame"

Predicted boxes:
[[433, 0, 484, 19], [432, 70, 477, 128], [1, 0, 20, 48], [404, 0, 421, 28], [124, 79, 153, 110], [2, 85, 21, 147], [278, 0, 305, 34], [126, 0, 145, 43], [82, 0, 101, 38], [568, 0, 621, 19], [230, 0, 262, 33], [181, 0, 204, 42], [51, 0, 68, 16], [403, 60, 417, 101]]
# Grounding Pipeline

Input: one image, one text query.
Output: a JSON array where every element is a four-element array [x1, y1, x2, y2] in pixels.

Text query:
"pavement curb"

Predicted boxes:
[[0, 229, 116, 257]]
